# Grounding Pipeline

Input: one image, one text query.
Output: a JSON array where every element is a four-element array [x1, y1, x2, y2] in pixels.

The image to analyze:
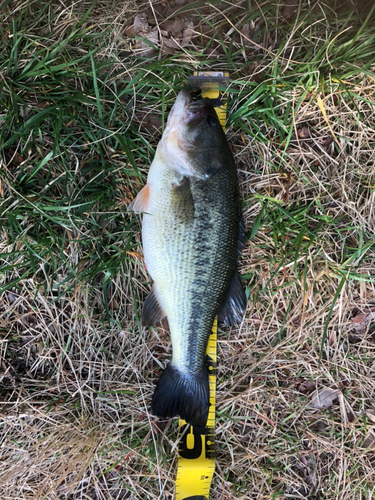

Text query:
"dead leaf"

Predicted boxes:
[[297, 126, 311, 139], [240, 21, 262, 50], [161, 32, 180, 49], [362, 427, 375, 449], [141, 28, 159, 57], [299, 380, 316, 394], [320, 135, 334, 149], [5, 149, 24, 167], [163, 18, 185, 36], [241, 22, 254, 43], [200, 23, 214, 37], [282, 0, 298, 19], [351, 308, 375, 333], [133, 13, 159, 57], [134, 13, 149, 34], [124, 24, 135, 38], [366, 410, 375, 424], [352, 312, 368, 324], [35, 135, 54, 146], [181, 19, 194, 47], [308, 388, 340, 410], [8, 292, 17, 303], [353, 309, 375, 323]]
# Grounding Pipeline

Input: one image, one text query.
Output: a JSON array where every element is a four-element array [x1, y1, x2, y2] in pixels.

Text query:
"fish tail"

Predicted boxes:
[[151, 364, 209, 427]]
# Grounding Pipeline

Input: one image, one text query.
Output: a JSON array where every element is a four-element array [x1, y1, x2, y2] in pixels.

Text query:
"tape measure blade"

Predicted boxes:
[[176, 319, 217, 500], [181, 496, 208, 500]]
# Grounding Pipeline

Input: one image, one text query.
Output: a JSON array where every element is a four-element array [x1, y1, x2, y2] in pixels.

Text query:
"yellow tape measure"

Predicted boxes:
[[175, 72, 229, 500], [175, 319, 217, 500]]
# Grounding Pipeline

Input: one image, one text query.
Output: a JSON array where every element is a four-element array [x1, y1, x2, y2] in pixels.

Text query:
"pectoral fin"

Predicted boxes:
[[217, 270, 247, 326], [128, 184, 150, 214], [142, 284, 166, 326]]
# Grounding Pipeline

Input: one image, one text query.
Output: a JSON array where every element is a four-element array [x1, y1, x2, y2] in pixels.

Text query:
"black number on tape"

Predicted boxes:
[[179, 424, 203, 459], [179, 425, 215, 460]]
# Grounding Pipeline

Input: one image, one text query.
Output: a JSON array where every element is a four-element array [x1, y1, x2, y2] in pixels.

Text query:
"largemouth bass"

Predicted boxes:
[[131, 89, 246, 426]]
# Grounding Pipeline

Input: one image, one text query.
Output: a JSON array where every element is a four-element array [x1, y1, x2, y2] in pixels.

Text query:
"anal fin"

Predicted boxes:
[[217, 270, 247, 326], [142, 284, 166, 326]]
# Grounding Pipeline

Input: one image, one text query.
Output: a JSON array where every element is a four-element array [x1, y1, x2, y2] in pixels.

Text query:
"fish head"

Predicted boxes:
[[159, 89, 228, 180]]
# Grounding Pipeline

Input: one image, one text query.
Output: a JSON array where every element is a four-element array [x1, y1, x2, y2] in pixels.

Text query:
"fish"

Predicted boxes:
[[130, 89, 246, 426]]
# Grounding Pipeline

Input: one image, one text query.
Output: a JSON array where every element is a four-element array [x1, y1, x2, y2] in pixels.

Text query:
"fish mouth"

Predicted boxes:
[[160, 89, 213, 180], [166, 89, 191, 127], [167, 90, 210, 126], [185, 98, 210, 125]]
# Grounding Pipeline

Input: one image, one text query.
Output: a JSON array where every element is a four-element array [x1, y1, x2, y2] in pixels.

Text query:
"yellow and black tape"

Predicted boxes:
[[189, 71, 230, 131], [175, 319, 217, 500]]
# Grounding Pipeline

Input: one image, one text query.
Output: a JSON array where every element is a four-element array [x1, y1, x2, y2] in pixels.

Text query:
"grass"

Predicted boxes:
[[1, 0, 375, 498]]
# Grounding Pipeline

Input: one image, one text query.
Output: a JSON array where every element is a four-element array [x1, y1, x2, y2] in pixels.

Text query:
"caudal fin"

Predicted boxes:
[[151, 364, 209, 427]]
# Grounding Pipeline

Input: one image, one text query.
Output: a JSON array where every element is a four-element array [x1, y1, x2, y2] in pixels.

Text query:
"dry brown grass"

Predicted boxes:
[[1, 1, 375, 499]]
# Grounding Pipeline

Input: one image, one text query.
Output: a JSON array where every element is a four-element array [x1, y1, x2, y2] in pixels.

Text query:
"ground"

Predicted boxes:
[[1, 1, 375, 499]]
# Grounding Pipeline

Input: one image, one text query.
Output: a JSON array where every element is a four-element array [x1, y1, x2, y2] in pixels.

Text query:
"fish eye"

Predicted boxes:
[[207, 115, 217, 127]]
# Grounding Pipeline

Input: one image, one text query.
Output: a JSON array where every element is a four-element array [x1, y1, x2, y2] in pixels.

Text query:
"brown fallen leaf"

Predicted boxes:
[[297, 126, 311, 139], [351, 308, 375, 333], [320, 135, 334, 149], [124, 24, 135, 38], [200, 23, 214, 37], [299, 380, 316, 394], [35, 135, 54, 146], [107, 287, 119, 311], [161, 31, 181, 49], [240, 22, 254, 43], [352, 312, 368, 324], [356, 424, 375, 465], [133, 13, 159, 57], [362, 427, 375, 450], [282, 0, 298, 19], [308, 388, 340, 410], [366, 409, 375, 424], [181, 19, 194, 47], [163, 18, 185, 36], [240, 21, 262, 50], [134, 13, 148, 34]]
